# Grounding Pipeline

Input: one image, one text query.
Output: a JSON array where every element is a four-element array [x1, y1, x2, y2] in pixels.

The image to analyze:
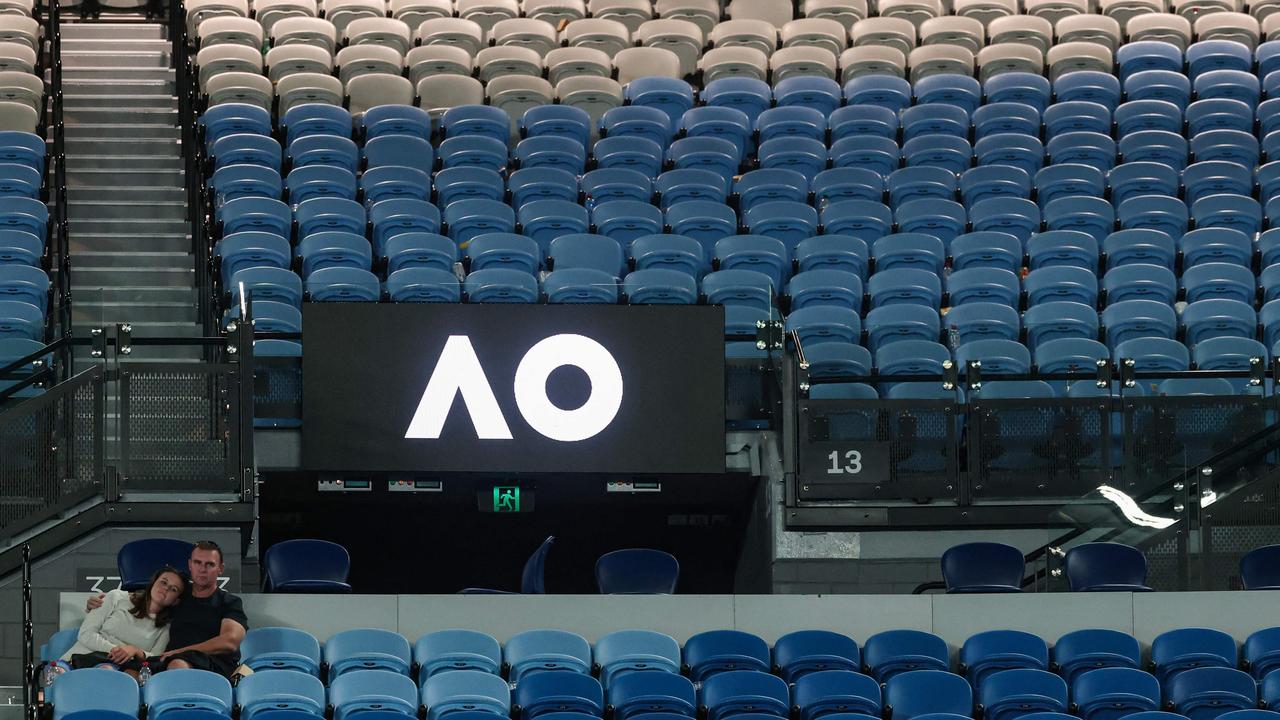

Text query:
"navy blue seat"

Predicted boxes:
[[595, 549, 679, 593], [1167, 669, 1258, 720], [942, 543, 1024, 595], [1103, 264, 1176, 305], [117, 538, 193, 591], [1242, 546, 1280, 589], [866, 305, 941, 351], [580, 168, 653, 208], [1051, 629, 1142, 685], [960, 629, 1048, 689], [1114, 100, 1182, 138], [700, 671, 790, 720], [1186, 98, 1254, 136], [1024, 302, 1100, 349], [683, 630, 771, 682], [1125, 69, 1191, 109], [793, 671, 881, 720], [624, 77, 695, 128], [883, 670, 972, 720], [262, 539, 350, 593], [1063, 542, 1152, 592], [773, 631, 860, 684], [914, 74, 982, 114], [1243, 628, 1280, 680], [979, 670, 1067, 720], [776, 76, 843, 115], [513, 670, 604, 719], [1044, 101, 1112, 140], [607, 670, 696, 720], [862, 631, 948, 684], [1072, 668, 1160, 720]]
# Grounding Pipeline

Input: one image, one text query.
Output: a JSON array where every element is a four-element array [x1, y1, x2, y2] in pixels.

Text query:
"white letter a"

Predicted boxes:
[[404, 336, 513, 439]]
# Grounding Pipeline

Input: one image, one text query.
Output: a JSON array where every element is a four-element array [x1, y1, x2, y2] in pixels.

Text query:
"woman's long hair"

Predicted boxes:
[[129, 566, 186, 628]]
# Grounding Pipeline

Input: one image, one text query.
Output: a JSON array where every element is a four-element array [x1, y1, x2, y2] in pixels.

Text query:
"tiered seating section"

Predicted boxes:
[[0, 7, 53, 398], [41, 625, 1280, 720], [190, 0, 1280, 397]]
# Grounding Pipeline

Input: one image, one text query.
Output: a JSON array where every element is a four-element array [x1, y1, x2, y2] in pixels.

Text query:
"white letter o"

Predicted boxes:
[[513, 334, 623, 442]]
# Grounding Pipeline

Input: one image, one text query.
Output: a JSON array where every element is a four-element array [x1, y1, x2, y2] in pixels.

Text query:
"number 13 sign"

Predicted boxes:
[[799, 441, 890, 487]]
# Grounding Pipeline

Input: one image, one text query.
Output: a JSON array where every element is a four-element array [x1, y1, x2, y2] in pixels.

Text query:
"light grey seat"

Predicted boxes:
[[347, 74, 414, 115], [1100, 0, 1164, 29], [524, 0, 588, 25], [0, 41, 36, 74], [1046, 40, 1112, 80], [197, 16, 264, 48], [699, 45, 769, 82], [987, 14, 1053, 54], [416, 17, 486, 55], [1055, 14, 1122, 50], [417, 74, 485, 119], [457, 0, 520, 32], [919, 16, 984, 53], [406, 45, 474, 84], [770, 45, 838, 80], [636, 18, 704, 76], [477, 45, 544, 81], [0, 70, 41, 114], [255, 0, 319, 34], [562, 18, 631, 55], [206, 70, 274, 109], [976, 42, 1043, 79], [907, 43, 974, 80], [0, 16, 37, 50], [545, 46, 612, 84], [0, 100, 36, 132], [266, 43, 335, 82], [1195, 12, 1260, 46], [491, 18, 560, 55], [708, 18, 778, 55], [839, 45, 907, 80], [276, 71, 344, 114], [343, 17, 413, 55], [803, 0, 868, 30], [614, 46, 683, 82], [850, 16, 917, 56], [389, 0, 452, 28], [336, 44, 404, 83], [726, 0, 795, 28], [656, 0, 720, 35], [586, 0, 653, 32], [1124, 9, 1189, 46], [781, 17, 848, 55], [555, 75, 623, 127], [486, 74, 553, 130], [1265, 12, 1280, 38], [1252, 0, 1280, 22], [272, 16, 339, 53], [1172, 0, 1242, 19], [1025, 0, 1088, 24], [185, 0, 248, 39], [323, 0, 386, 35], [952, 0, 1016, 25], [196, 43, 264, 90], [879, 0, 943, 28], [0, 0, 33, 15]]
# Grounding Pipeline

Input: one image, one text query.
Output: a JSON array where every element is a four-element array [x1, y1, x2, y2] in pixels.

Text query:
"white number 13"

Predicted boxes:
[[826, 450, 862, 474]]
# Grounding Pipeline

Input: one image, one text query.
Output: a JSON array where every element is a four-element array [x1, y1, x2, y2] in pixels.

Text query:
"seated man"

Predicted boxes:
[[89, 540, 247, 677]]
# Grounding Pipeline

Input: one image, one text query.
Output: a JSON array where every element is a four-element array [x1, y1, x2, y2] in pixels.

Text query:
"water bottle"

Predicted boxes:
[[40, 660, 67, 688], [138, 662, 152, 686], [947, 325, 961, 350]]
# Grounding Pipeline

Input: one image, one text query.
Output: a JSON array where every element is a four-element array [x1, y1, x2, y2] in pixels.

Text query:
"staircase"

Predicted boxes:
[[58, 21, 199, 371]]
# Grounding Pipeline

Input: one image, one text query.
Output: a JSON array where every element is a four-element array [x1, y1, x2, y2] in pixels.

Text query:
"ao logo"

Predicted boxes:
[[404, 334, 624, 442]]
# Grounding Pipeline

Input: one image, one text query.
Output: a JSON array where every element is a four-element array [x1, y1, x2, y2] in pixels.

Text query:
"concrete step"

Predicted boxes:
[[67, 154, 182, 170], [63, 78, 176, 95], [71, 232, 190, 253], [63, 107, 178, 125], [69, 201, 185, 221], [74, 250, 192, 269], [66, 123, 180, 139], [62, 38, 173, 52], [64, 94, 177, 109], [73, 299, 197, 325], [69, 284, 196, 304], [59, 67, 175, 81], [68, 185, 186, 203], [71, 217, 189, 235], [66, 137, 180, 156], [60, 23, 167, 40], [62, 51, 169, 68], [71, 266, 195, 287], [68, 168, 184, 186]]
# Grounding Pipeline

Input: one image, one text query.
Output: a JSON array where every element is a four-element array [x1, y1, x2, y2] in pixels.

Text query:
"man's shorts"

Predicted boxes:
[[156, 650, 238, 678]]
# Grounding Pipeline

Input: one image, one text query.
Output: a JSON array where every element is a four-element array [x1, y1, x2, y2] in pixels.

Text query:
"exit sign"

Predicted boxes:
[[493, 486, 521, 512]]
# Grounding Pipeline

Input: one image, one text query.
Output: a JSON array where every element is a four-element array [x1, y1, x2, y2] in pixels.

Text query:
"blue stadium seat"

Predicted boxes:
[[513, 670, 604, 718], [279, 105, 353, 148], [441, 105, 510, 145], [944, 303, 1020, 344], [1044, 102, 1111, 140], [1117, 130, 1188, 171], [1044, 197, 1114, 242], [702, 269, 774, 311], [518, 200, 590, 251], [630, 233, 708, 277], [715, 235, 790, 289], [0, 132, 45, 175], [786, 306, 861, 346], [1052, 629, 1142, 685], [1193, 71, 1260, 111], [756, 106, 826, 145], [522, 105, 591, 149], [1113, 100, 1183, 137], [1192, 130, 1259, 167], [667, 137, 741, 179], [743, 201, 818, 247], [683, 631, 771, 683], [1167, 668, 1258, 720], [413, 630, 501, 683], [973, 102, 1040, 141], [235, 670, 325, 720], [793, 671, 881, 720], [548, 233, 623, 276], [1187, 39, 1252, 78], [657, 169, 729, 208], [979, 670, 1066, 720], [869, 268, 942, 309], [807, 382, 878, 400], [820, 200, 893, 243], [145, 670, 233, 719], [883, 671, 972, 720], [1028, 230, 1098, 272], [872, 233, 946, 274], [888, 167, 958, 207], [505, 629, 592, 681], [955, 339, 1031, 376], [776, 76, 843, 115], [1181, 262, 1256, 304], [1108, 164, 1181, 211], [946, 267, 1021, 307], [39, 627, 78, 663], [1118, 195, 1188, 240], [262, 539, 350, 592], [1193, 337, 1268, 392], [1072, 668, 1160, 720], [961, 167, 1032, 207], [434, 167, 505, 208], [386, 268, 461, 303], [229, 267, 303, 308], [827, 138, 898, 180], [201, 103, 273, 146], [772, 631, 860, 684], [961, 629, 1049, 691], [1185, 99, 1254, 136], [902, 135, 973, 175], [984, 72, 1052, 113], [607, 670, 696, 720], [1063, 543, 1152, 592], [1102, 300, 1178, 349], [863, 631, 948, 683], [702, 78, 772, 117], [1036, 164, 1107, 210], [1117, 41, 1184, 82], [1182, 162, 1253, 207], [0, 228, 41, 267], [625, 77, 696, 127], [116, 538, 192, 591], [843, 75, 913, 112], [51, 668, 141, 720], [592, 201, 664, 243], [215, 232, 290, 281], [901, 104, 969, 144], [1125, 70, 1191, 110], [944, 544, 1026, 595], [324, 629, 411, 681], [0, 299, 46, 339], [875, 340, 950, 381], [700, 671, 790, 720], [514, 136, 587, 175], [422, 669, 510, 720], [736, 169, 809, 213], [464, 268, 540, 303], [1191, 195, 1262, 237], [969, 197, 1040, 244], [294, 197, 364, 240], [601, 106, 673, 148], [594, 136, 665, 178], [623, 268, 698, 304], [466, 233, 540, 274], [438, 136, 509, 174], [370, 199, 441, 256], [914, 74, 983, 114], [829, 105, 898, 144], [783, 267, 865, 310], [1024, 302, 1100, 349], [795, 235, 869, 280], [1181, 298, 1257, 346], [296, 232, 372, 278], [866, 306, 941, 351], [682, 106, 752, 157], [1243, 628, 1280, 681], [210, 165, 283, 205], [760, 137, 829, 178], [895, 199, 967, 244], [950, 232, 1023, 274], [285, 165, 358, 205], [361, 105, 431, 142], [0, 197, 49, 244], [1104, 229, 1176, 271], [288, 134, 359, 174], [1102, 264, 1176, 305], [1054, 71, 1122, 110], [444, 199, 516, 245], [665, 201, 737, 245], [1243, 545, 1280, 589], [580, 168, 652, 208], [1113, 337, 1190, 372]]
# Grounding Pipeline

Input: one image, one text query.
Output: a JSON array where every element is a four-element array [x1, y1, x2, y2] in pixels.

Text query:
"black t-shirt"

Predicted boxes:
[[166, 588, 249, 661]]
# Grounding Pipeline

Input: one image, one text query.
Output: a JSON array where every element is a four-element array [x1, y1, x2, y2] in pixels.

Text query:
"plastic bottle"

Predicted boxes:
[[138, 661, 152, 686], [947, 325, 961, 350]]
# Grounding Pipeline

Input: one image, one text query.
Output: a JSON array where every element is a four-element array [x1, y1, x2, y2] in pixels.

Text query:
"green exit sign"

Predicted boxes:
[[492, 486, 521, 512]]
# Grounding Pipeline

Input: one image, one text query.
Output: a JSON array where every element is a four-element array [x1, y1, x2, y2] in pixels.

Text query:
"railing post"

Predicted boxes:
[[232, 298, 256, 500], [22, 544, 32, 720]]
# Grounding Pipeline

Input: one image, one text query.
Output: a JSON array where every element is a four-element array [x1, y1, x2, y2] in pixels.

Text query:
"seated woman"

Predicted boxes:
[[61, 566, 186, 677]]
